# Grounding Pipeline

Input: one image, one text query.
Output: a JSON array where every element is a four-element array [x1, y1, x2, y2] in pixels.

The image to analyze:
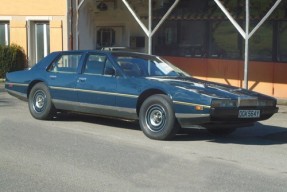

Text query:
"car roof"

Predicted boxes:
[[51, 50, 156, 58]]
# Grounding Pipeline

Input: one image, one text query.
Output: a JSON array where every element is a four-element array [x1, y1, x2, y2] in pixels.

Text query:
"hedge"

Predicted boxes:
[[0, 44, 27, 78]]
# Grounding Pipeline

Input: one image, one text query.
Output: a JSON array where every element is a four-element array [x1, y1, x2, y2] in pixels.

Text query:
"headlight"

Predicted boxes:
[[211, 99, 237, 108], [258, 100, 276, 107]]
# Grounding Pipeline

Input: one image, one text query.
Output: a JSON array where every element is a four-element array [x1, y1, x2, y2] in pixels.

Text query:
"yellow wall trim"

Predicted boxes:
[[10, 20, 26, 28], [50, 21, 62, 28]]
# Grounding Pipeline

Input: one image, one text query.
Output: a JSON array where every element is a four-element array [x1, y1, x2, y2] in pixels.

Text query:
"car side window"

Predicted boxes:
[[84, 54, 115, 76], [48, 54, 82, 74]]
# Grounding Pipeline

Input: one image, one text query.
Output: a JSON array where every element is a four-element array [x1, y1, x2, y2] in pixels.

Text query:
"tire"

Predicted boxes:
[[28, 82, 56, 120], [139, 94, 179, 140], [207, 127, 236, 136]]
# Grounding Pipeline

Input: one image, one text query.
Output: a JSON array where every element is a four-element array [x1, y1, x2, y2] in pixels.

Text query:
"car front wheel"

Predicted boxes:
[[28, 82, 55, 120], [139, 94, 179, 140]]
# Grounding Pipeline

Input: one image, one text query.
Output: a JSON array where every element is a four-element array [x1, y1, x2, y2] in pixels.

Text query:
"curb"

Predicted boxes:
[[278, 99, 287, 106]]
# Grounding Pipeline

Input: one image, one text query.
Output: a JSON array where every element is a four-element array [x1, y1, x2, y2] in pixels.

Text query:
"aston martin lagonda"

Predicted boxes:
[[5, 51, 278, 140]]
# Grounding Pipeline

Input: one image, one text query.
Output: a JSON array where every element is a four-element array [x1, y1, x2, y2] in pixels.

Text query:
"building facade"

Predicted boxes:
[[1, 0, 287, 99], [0, 0, 67, 66]]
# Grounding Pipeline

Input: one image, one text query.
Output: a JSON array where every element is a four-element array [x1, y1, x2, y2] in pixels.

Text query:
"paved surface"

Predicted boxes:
[[1, 83, 287, 192]]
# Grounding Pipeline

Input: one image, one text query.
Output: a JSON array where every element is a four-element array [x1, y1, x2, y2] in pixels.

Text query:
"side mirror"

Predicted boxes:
[[105, 67, 116, 76]]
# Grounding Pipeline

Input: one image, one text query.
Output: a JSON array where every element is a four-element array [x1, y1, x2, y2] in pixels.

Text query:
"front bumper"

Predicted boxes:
[[210, 106, 279, 122], [176, 106, 278, 129]]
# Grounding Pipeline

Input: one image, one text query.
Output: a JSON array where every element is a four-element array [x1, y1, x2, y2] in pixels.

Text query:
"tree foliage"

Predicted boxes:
[[0, 44, 27, 78]]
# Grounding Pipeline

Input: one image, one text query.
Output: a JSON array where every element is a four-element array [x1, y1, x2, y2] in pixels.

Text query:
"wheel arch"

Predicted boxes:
[[136, 89, 171, 116], [27, 80, 45, 98]]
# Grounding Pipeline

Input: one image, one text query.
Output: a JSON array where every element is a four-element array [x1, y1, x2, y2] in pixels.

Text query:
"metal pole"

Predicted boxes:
[[244, 0, 250, 89], [148, 0, 152, 54], [122, 0, 149, 36], [214, 0, 246, 39], [151, 0, 180, 36], [249, 0, 282, 38], [123, 0, 179, 54]]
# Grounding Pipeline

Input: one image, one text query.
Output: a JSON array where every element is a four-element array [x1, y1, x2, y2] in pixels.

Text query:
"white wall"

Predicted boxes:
[[77, 0, 148, 52], [78, 4, 96, 50]]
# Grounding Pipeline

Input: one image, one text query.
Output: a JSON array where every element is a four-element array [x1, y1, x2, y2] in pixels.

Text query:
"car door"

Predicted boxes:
[[76, 53, 118, 116], [47, 53, 83, 110]]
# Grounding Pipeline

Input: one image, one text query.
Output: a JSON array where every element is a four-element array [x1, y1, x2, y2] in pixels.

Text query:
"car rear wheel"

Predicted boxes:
[[139, 94, 179, 140], [28, 82, 55, 120]]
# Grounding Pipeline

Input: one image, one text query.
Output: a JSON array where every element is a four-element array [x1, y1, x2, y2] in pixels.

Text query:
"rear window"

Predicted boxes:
[[48, 54, 82, 73]]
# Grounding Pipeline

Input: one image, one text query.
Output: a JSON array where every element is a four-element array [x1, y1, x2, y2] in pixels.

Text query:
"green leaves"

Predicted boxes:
[[0, 44, 27, 78]]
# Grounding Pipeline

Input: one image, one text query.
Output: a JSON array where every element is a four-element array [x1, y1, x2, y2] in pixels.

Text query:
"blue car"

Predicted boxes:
[[5, 51, 278, 140]]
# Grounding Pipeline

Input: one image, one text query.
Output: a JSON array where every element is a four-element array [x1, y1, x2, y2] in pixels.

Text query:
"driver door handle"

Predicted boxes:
[[78, 77, 87, 82]]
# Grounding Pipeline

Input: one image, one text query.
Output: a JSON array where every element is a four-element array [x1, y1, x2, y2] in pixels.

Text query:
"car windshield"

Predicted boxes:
[[112, 53, 190, 77]]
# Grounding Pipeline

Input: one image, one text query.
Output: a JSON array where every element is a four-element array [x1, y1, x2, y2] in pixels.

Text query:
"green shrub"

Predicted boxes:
[[0, 44, 27, 78]]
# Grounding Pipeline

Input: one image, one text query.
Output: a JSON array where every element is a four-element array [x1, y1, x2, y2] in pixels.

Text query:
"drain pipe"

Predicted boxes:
[[68, 0, 73, 50], [76, 0, 86, 50]]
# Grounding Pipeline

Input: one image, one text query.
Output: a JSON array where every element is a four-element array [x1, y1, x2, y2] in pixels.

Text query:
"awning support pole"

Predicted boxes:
[[214, 0, 281, 89], [148, 0, 152, 54], [244, 0, 250, 89], [249, 0, 282, 38], [214, 0, 246, 39], [122, 0, 179, 54], [122, 0, 149, 36], [151, 0, 180, 37]]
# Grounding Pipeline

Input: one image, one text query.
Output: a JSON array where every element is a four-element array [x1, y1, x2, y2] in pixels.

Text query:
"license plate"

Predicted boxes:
[[238, 110, 260, 118]]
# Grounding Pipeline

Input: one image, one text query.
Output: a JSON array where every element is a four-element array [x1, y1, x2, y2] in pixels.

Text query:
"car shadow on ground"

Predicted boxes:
[[55, 113, 287, 146], [175, 123, 287, 145], [55, 112, 140, 130]]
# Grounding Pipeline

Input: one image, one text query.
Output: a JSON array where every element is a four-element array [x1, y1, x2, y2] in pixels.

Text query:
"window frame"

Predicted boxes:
[[82, 53, 116, 76], [48, 53, 83, 74], [27, 20, 50, 66], [0, 21, 9, 46]]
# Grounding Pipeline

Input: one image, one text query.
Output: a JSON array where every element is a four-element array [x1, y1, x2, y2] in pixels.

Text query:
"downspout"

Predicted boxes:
[[69, 0, 73, 50], [76, 0, 87, 50]]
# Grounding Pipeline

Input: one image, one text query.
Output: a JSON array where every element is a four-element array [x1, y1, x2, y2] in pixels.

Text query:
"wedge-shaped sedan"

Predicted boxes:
[[5, 51, 278, 140]]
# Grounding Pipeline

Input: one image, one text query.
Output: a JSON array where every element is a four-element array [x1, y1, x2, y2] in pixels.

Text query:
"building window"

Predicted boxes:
[[249, 21, 273, 61], [209, 21, 241, 59], [97, 28, 115, 47], [36, 23, 50, 62], [28, 21, 50, 65], [178, 21, 207, 57], [153, 21, 177, 56], [278, 21, 287, 62], [0, 22, 9, 46]]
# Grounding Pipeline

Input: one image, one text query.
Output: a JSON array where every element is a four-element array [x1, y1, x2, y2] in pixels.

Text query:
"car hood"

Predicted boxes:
[[146, 76, 272, 100]]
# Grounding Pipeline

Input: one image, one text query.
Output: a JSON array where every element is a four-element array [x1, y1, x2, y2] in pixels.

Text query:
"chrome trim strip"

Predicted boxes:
[[175, 113, 210, 119], [5, 82, 29, 87], [52, 99, 137, 113], [49, 86, 76, 92], [6, 89, 27, 100], [80, 102, 137, 113], [52, 99, 77, 106], [49, 86, 138, 98], [173, 100, 211, 109], [77, 89, 138, 98]]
